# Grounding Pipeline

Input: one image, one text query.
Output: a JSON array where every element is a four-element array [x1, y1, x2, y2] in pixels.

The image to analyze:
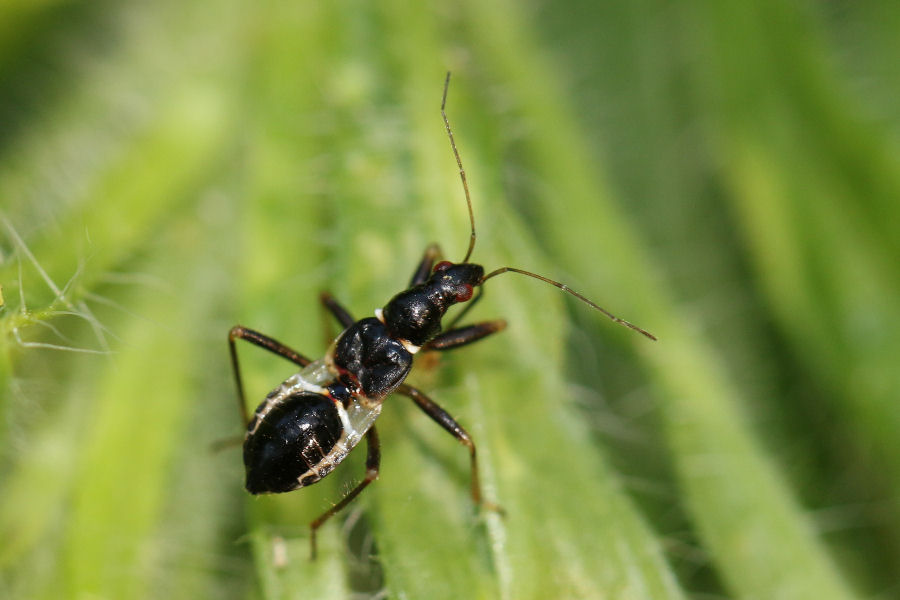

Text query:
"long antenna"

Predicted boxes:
[[481, 267, 658, 341], [441, 72, 477, 264]]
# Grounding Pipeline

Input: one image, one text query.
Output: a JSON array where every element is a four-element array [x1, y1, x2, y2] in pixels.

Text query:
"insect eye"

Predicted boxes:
[[455, 284, 474, 302], [433, 261, 453, 272]]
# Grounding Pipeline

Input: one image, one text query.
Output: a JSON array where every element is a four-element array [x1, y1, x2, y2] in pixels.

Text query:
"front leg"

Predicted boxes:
[[424, 319, 507, 351], [408, 243, 443, 287]]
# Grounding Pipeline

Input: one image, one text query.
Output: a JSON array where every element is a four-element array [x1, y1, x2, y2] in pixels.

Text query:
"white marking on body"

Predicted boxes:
[[244, 353, 385, 489], [294, 395, 382, 486], [246, 359, 333, 436], [398, 338, 421, 354], [374, 307, 419, 353]]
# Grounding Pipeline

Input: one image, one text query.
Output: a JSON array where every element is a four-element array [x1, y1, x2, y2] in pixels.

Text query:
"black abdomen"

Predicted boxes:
[[243, 392, 342, 494]]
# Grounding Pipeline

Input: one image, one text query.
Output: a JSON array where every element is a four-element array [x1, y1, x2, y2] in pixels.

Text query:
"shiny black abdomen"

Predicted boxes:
[[243, 392, 342, 494], [333, 317, 412, 398]]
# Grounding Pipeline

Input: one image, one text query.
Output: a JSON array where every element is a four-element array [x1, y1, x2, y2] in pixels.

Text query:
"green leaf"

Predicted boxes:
[[2, 0, 894, 598]]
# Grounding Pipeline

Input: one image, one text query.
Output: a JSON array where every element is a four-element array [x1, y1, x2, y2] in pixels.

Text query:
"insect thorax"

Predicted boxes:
[[332, 317, 413, 398]]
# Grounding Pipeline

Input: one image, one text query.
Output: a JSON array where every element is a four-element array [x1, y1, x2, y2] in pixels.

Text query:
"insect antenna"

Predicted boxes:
[[441, 72, 477, 264], [480, 267, 658, 341]]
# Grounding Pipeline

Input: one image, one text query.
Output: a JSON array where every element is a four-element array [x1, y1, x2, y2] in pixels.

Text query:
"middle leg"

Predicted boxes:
[[229, 325, 313, 426], [318, 292, 356, 348], [320, 291, 355, 329], [396, 383, 501, 513]]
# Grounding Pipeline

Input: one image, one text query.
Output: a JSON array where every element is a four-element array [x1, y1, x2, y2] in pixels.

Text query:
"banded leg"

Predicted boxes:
[[409, 243, 443, 286], [424, 319, 507, 352], [309, 426, 381, 560], [396, 383, 501, 513], [228, 325, 312, 426]]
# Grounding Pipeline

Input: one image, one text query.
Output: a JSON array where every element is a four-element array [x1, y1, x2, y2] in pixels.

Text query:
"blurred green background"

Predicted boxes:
[[1, 1, 898, 598]]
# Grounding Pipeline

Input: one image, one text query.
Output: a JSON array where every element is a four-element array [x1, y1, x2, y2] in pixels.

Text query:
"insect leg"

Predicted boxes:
[[228, 325, 312, 426], [309, 426, 381, 560], [319, 291, 355, 329], [396, 384, 502, 513], [408, 243, 443, 287], [424, 319, 507, 351]]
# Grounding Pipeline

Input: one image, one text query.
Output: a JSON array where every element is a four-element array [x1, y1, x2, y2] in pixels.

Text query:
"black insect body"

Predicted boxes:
[[228, 74, 656, 558]]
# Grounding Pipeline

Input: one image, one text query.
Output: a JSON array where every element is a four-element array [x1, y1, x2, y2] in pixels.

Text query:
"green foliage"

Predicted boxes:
[[1, 0, 897, 598]]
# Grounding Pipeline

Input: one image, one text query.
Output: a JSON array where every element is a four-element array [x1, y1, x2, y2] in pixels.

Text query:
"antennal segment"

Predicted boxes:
[[441, 72, 477, 264], [481, 267, 658, 341]]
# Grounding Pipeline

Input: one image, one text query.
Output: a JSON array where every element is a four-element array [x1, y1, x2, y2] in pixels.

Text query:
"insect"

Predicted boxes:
[[228, 73, 656, 558]]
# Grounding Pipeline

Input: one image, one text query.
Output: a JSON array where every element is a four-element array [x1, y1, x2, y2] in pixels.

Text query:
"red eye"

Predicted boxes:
[[433, 261, 453, 272], [455, 284, 474, 302]]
